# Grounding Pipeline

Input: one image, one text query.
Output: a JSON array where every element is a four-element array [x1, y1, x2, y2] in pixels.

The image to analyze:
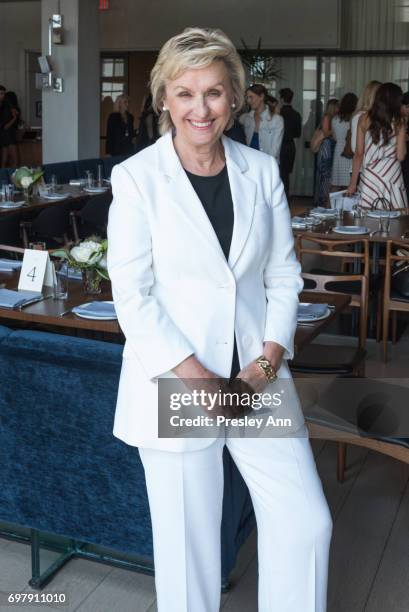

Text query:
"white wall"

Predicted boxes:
[[100, 0, 341, 51], [0, 1, 41, 118]]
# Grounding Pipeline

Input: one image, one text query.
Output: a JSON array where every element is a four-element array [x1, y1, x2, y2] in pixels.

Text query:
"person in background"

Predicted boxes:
[[224, 117, 246, 144], [351, 80, 381, 152], [314, 98, 339, 206], [347, 83, 407, 209], [278, 87, 302, 200], [240, 84, 284, 160], [331, 92, 358, 190], [135, 94, 159, 151], [400, 90, 409, 201], [1, 91, 22, 168], [0, 85, 12, 168], [106, 94, 135, 156]]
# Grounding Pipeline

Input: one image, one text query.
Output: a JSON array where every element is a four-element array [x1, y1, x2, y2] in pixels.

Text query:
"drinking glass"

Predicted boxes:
[[6, 184, 15, 201], [28, 241, 46, 251], [86, 171, 94, 189], [53, 260, 68, 300], [50, 174, 58, 193], [379, 213, 391, 234], [97, 164, 103, 187]]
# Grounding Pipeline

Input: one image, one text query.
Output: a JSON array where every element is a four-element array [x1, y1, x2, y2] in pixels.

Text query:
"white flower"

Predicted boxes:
[[21, 176, 34, 188], [70, 240, 103, 264]]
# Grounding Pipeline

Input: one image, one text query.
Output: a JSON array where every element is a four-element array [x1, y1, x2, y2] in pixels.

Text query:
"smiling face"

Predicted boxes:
[[163, 61, 233, 149], [246, 90, 264, 113]]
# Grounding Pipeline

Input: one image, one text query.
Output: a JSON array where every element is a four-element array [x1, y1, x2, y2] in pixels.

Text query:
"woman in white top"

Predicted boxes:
[[240, 84, 284, 160], [331, 92, 358, 189], [351, 80, 381, 153]]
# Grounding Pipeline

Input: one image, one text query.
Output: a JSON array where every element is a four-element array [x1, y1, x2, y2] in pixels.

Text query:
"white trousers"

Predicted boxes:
[[138, 432, 332, 612]]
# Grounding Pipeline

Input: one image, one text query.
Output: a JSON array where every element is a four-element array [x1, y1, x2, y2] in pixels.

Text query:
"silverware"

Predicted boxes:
[[370, 230, 380, 237], [59, 308, 72, 317]]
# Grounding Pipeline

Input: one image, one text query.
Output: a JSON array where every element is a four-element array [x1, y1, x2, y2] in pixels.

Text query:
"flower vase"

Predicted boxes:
[[82, 268, 102, 295], [23, 186, 33, 204]]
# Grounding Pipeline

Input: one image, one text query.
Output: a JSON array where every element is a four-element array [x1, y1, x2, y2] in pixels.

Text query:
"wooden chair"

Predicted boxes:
[[382, 239, 409, 362], [0, 243, 25, 257], [291, 236, 370, 483], [292, 236, 370, 366]]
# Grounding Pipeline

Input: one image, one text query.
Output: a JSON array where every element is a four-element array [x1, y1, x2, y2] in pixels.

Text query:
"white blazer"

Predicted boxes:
[[107, 131, 303, 452], [241, 108, 284, 159]]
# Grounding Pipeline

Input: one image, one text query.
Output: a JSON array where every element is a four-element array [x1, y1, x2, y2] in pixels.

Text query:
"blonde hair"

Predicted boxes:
[[150, 27, 246, 135], [113, 94, 129, 113], [356, 80, 382, 113]]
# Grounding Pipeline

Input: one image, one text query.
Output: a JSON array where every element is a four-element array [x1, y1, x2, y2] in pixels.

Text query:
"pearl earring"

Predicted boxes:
[[162, 105, 168, 111], [231, 103, 236, 109]]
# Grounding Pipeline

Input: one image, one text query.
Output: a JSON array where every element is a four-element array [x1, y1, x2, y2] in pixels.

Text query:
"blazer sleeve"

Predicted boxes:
[[262, 159, 303, 359], [107, 163, 195, 380], [271, 116, 284, 159]]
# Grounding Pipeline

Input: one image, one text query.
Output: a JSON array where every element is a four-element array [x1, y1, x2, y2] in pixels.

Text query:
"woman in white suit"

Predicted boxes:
[[107, 27, 332, 612], [240, 84, 284, 160]]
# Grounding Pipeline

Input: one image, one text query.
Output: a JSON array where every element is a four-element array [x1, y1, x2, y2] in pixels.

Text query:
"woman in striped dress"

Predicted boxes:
[[347, 83, 408, 209]]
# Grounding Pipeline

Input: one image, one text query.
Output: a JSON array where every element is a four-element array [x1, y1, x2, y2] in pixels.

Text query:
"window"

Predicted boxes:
[[100, 55, 128, 103]]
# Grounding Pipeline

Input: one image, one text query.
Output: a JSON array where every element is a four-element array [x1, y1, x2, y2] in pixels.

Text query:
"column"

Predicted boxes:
[[41, 0, 100, 163]]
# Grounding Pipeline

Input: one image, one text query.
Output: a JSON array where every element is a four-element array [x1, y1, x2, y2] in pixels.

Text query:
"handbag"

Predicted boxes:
[[310, 126, 325, 153], [391, 249, 409, 298], [341, 128, 354, 159]]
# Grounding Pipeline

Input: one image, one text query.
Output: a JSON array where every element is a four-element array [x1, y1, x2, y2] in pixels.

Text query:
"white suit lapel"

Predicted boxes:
[[156, 132, 257, 270], [222, 136, 257, 269], [156, 132, 229, 266]]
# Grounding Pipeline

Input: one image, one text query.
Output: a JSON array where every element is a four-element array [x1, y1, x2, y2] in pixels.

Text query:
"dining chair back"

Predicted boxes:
[[70, 193, 112, 241], [296, 236, 370, 349], [22, 203, 72, 248], [0, 213, 24, 247], [382, 239, 409, 362]]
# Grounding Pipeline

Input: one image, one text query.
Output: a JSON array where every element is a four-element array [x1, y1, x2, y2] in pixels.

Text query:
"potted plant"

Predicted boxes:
[[53, 237, 109, 294], [11, 167, 44, 202]]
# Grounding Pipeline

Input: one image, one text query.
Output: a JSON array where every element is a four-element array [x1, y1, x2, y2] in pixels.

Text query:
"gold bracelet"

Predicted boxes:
[[255, 355, 277, 383]]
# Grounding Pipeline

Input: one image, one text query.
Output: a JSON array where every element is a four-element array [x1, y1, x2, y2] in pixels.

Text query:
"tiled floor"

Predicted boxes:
[[1, 330, 408, 611]]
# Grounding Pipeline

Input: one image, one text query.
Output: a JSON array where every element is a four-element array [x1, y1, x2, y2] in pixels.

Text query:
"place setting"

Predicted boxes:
[[66, 300, 117, 320], [297, 302, 333, 326]]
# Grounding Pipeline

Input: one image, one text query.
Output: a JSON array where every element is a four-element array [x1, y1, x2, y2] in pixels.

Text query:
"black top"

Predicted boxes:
[[185, 165, 240, 378], [0, 101, 12, 146], [106, 112, 135, 156], [280, 104, 302, 142]]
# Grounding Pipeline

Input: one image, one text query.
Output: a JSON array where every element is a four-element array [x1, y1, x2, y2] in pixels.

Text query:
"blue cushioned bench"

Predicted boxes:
[[0, 326, 255, 589]]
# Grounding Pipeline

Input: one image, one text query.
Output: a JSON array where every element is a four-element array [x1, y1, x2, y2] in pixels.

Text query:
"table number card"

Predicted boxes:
[[18, 249, 54, 293]]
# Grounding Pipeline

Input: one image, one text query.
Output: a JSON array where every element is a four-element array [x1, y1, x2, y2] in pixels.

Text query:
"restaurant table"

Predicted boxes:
[[292, 210, 409, 274], [0, 269, 351, 353], [0, 184, 111, 217]]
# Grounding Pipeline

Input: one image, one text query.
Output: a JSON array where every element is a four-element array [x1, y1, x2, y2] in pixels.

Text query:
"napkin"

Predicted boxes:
[[0, 259, 23, 272], [297, 303, 328, 320], [310, 207, 337, 215], [0, 288, 43, 309], [69, 179, 83, 186], [72, 301, 117, 318], [292, 216, 307, 226]]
